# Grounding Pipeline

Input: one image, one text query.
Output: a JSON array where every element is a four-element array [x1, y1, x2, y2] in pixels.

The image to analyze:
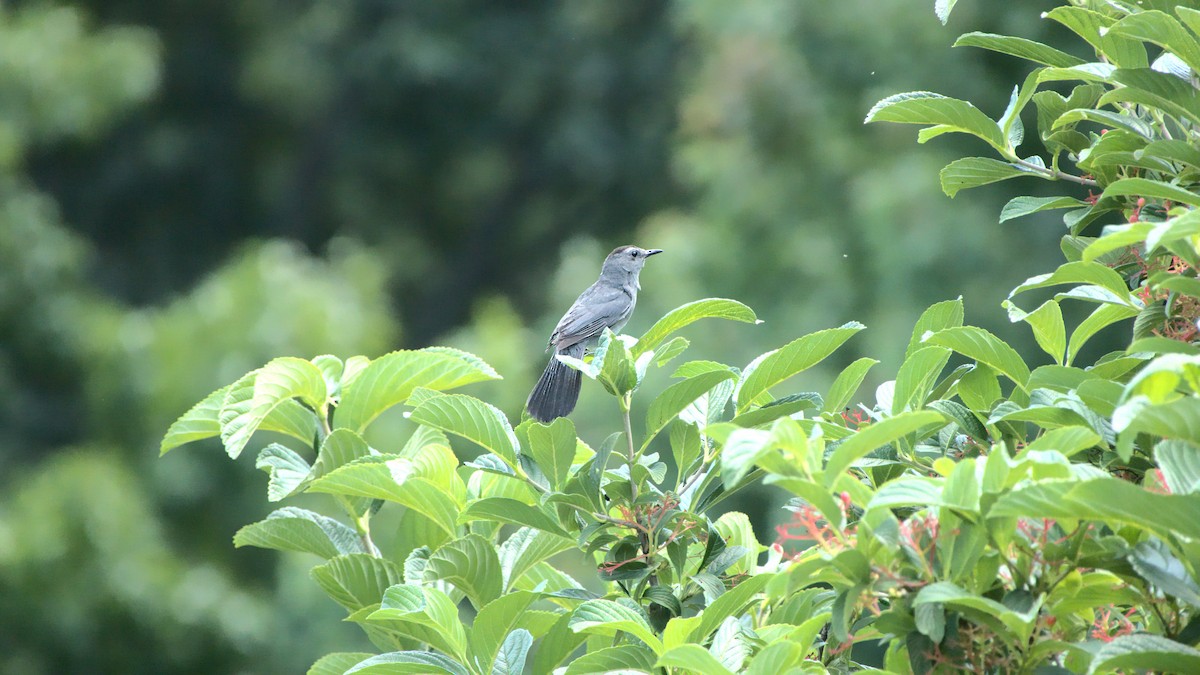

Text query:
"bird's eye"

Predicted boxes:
[[631, 250, 639, 257]]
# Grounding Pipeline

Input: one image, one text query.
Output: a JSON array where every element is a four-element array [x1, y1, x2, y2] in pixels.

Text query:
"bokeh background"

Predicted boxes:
[[0, 0, 1088, 672]]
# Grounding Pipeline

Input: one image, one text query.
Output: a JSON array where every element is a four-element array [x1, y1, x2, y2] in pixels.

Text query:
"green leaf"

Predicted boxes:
[[692, 573, 772, 645], [344, 652, 470, 675], [425, 533, 503, 609], [736, 322, 865, 412], [1080, 223, 1155, 263], [312, 554, 404, 612], [824, 357, 879, 414], [409, 394, 519, 467], [335, 348, 500, 433], [1069, 303, 1139, 366], [1005, 299, 1066, 365], [924, 326, 1031, 391], [713, 511, 760, 576], [914, 581, 1036, 643], [938, 157, 1028, 198], [928, 400, 988, 442], [865, 92, 1005, 151], [1114, 396, 1200, 449], [234, 506, 365, 558], [526, 417, 577, 490], [645, 370, 736, 448], [653, 336, 691, 367], [1045, 7, 1147, 69], [367, 585, 469, 660], [1103, 68, 1200, 126], [744, 641, 807, 675], [308, 457, 461, 537], [1100, 177, 1200, 207], [563, 645, 656, 675], [893, 347, 952, 413], [256, 443, 312, 501], [1157, 440, 1200, 494], [1011, 261, 1137, 308], [1087, 634, 1200, 675], [824, 410, 947, 487], [219, 360, 326, 459], [1109, 10, 1200, 76], [934, 0, 957, 25], [907, 298, 965, 359], [953, 32, 1085, 68], [161, 384, 229, 454], [459, 498, 567, 537], [595, 331, 638, 396], [655, 646, 736, 675], [314, 428, 374, 480], [569, 600, 663, 653], [468, 592, 539, 674], [1147, 209, 1200, 253], [491, 629, 532, 675], [308, 652, 374, 675], [999, 196, 1087, 223], [497, 527, 574, 589], [1022, 426, 1101, 458], [1129, 538, 1200, 608], [634, 298, 759, 357], [990, 478, 1200, 540]]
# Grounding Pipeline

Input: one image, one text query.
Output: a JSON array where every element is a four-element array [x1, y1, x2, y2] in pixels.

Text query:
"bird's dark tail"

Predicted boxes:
[[526, 344, 585, 423]]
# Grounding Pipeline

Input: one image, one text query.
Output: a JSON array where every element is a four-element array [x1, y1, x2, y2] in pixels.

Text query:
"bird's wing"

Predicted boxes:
[[550, 283, 633, 350]]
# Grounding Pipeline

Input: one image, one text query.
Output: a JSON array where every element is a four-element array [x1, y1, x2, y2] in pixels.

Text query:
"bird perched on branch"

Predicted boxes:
[[526, 245, 662, 423]]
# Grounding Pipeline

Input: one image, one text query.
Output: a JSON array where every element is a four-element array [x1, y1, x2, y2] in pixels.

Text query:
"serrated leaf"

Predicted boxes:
[[311, 554, 404, 612], [1100, 176, 1200, 207], [234, 506, 365, 558], [1045, 7, 1147, 69], [335, 348, 500, 432], [459, 498, 567, 537], [491, 629, 532, 675], [1108, 10, 1200, 76], [219, 362, 325, 459], [634, 298, 759, 357], [426, 534, 503, 609], [497, 527, 574, 589], [409, 394, 519, 466], [314, 428, 373, 480], [367, 585, 469, 660], [865, 92, 1005, 151], [526, 417, 577, 490], [344, 651, 470, 675], [161, 384, 230, 454], [468, 592, 539, 674], [569, 600, 663, 653], [736, 322, 865, 412], [1157, 439, 1200, 494], [256, 443, 312, 501], [308, 457, 461, 537]]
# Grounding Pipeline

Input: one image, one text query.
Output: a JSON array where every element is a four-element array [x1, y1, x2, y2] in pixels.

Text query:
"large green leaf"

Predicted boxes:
[[823, 410, 947, 487], [938, 157, 1029, 198], [644, 369, 736, 448], [865, 92, 1005, 151], [953, 32, 1086, 68], [335, 348, 500, 432], [526, 417, 577, 490], [1068, 303, 1139, 366], [497, 527, 575, 590], [1045, 7, 1147, 69], [234, 506, 365, 558], [892, 346, 952, 414], [256, 443, 311, 501], [1104, 68, 1200, 126], [425, 533, 503, 609], [999, 196, 1087, 223], [366, 585, 469, 660], [1005, 299, 1066, 365], [307, 456, 461, 537], [312, 554, 404, 612], [308, 652, 375, 675], [314, 428, 374, 480], [924, 326, 1031, 391], [907, 297, 965, 358], [1010, 261, 1137, 308], [563, 645, 656, 675], [914, 582, 1037, 644], [161, 384, 229, 454], [1100, 176, 1200, 207], [569, 599, 663, 653], [409, 394, 519, 466], [219, 360, 326, 459], [990, 478, 1200, 540], [736, 322, 864, 412], [344, 652, 469, 675], [1109, 10, 1200, 77], [634, 298, 759, 357], [823, 357, 879, 414], [459, 498, 567, 537], [655, 645, 735, 675], [1157, 440, 1200, 494], [1087, 634, 1200, 675], [467, 592, 539, 674]]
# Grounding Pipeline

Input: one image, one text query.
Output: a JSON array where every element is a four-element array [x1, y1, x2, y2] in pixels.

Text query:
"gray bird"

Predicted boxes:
[[527, 245, 663, 423]]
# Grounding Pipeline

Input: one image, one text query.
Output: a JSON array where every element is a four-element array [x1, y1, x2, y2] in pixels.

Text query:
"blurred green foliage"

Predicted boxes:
[[0, 0, 1090, 672]]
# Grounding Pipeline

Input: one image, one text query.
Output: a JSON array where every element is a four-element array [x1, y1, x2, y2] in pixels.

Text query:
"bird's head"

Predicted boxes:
[[602, 245, 663, 279]]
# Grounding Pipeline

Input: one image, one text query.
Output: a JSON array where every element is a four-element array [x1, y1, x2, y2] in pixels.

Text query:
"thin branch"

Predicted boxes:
[[1011, 157, 1099, 187]]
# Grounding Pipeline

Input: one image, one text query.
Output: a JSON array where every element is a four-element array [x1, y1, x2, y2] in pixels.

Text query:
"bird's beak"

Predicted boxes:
[[646, 249, 663, 256]]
